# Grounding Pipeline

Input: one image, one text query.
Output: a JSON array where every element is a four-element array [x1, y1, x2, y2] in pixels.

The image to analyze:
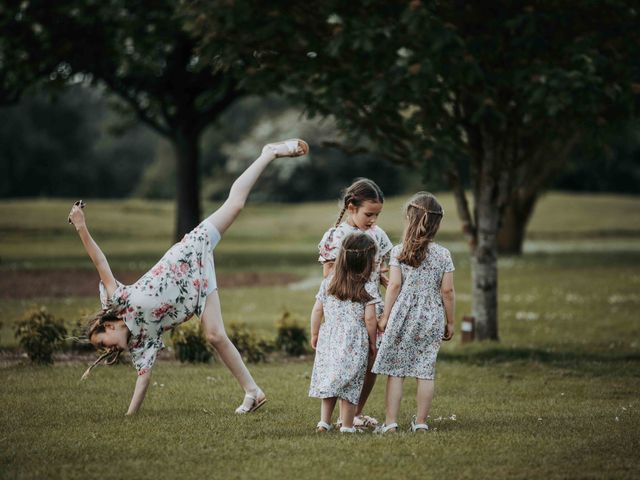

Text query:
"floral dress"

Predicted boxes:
[[99, 220, 221, 375], [308, 277, 380, 404], [318, 222, 392, 320], [372, 243, 455, 380]]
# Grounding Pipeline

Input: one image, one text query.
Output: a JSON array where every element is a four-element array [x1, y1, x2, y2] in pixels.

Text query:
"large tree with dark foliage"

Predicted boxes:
[[188, 0, 639, 339], [1, 0, 248, 239]]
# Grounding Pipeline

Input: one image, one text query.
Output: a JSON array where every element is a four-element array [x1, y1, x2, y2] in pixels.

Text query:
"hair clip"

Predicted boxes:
[[409, 203, 444, 216]]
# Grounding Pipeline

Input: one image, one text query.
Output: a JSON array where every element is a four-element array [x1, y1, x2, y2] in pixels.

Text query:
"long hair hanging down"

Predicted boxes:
[[334, 178, 384, 228], [327, 233, 377, 303], [397, 192, 444, 267], [79, 308, 124, 381]]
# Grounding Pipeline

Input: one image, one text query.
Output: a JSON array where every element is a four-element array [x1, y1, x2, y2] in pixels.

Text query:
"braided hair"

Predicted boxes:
[[334, 178, 384, 228], [397, 192, 444, 267]]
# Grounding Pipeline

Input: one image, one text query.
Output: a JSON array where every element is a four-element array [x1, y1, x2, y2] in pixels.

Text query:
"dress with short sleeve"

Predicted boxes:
[[309, 276, 380, 404], [99, 220, 221, 374], [373, 242, 455, 380]]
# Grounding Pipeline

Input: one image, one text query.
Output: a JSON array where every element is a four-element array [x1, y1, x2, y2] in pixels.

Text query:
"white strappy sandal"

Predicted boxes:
[[234, 388, 267, 414], [263, 139, 309, 158], [374, 422, 399, 434], [316, 421, 333, 433], [410, 416, 429, 432]]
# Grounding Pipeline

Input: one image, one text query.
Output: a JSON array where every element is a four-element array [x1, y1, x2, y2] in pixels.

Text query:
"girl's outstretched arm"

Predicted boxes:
[[441, 272, 456, 341], [126, 370, 152, 415], [310, 300, 324, 349], [68, 202, 117, 296], [378, 265, 402, 332]]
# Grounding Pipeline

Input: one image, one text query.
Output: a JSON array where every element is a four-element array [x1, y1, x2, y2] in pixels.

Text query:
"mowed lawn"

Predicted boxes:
[[0, 193, 639, 479]]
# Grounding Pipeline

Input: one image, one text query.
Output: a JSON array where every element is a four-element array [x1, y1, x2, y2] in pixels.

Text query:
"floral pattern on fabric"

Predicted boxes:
[[372, 243, 454, 380], [99, 220, 221, 374], [309, 277, 380, 404]]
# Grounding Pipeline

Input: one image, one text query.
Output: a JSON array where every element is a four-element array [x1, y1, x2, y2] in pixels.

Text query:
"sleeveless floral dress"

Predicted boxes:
[[99, 220, 221, 374]]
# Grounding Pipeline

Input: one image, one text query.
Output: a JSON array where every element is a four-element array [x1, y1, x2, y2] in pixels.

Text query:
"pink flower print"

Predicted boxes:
[[120, 289, 130, 301], [138, 368, 149, 376], [192, 278, 201, 289], [152, 303, 174, 319], [151, 264, 164, 276], [203, 279, 209, 291], [179, 262, 189, 274]]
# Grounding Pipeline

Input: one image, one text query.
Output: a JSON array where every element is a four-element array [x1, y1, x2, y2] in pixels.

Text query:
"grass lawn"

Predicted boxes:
[[1, 193, 639, 479]]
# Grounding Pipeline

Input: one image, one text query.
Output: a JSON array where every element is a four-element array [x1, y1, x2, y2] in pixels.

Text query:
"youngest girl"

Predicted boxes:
[[309, 233, 379, 433], [373, 192, 455, 433]]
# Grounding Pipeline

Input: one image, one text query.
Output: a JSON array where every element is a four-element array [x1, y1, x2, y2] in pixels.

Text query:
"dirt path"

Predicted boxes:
[[0, 270, 301, 299]]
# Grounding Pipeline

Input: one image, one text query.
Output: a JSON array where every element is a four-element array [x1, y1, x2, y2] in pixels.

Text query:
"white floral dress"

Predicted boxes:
[[99, 220, 221, 375], [318, 222, 392, 320], [372, 243, 455, 380], [308, 278, 380, 404]]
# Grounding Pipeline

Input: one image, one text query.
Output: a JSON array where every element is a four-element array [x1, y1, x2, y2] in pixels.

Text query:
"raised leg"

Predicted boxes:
[[415, 379, 435, 424], [200, 290, 263, 406], [206, 140, 307, 235]]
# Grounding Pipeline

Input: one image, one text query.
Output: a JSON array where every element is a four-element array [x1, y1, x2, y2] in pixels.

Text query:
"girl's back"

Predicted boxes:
[[392, 242, 454, 301]]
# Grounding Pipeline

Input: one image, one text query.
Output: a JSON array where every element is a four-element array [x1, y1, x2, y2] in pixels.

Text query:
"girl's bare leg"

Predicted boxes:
[[354, 353, 378, 417], [321, 397, 337, 426], [200, 290, 263, 400], [385, 376, 404, 429], [415, 379, 435, 424], [340, 400, 357, 429], [206, 141, 306, 235]]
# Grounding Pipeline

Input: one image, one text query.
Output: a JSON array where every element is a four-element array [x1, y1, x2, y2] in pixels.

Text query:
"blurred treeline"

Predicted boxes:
[[0, 84, 414, 201], [1, 83, 637, 201]]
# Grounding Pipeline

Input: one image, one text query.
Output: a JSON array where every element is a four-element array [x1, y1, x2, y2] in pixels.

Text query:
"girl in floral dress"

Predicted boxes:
[[317, 178, 392, 428], [309, 233, 380, 433], [69, 139, 308, 416], [372, 192, 456, 433]]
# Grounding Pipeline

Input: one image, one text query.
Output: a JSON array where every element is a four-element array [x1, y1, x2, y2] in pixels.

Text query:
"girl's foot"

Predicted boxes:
[[374, 423, 398, 434], [410, 416, 429, 433], [234, 387, 267, 414], [354, 414, 379, 429], [262, 139, 309, 158], [339, 426, 363, 433], [316, 421, 333, 433]]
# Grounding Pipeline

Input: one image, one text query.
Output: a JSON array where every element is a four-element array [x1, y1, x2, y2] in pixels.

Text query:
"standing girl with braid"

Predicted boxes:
[[373, 192, 455, 433], [70, 139, 308, 416], [317, 178, 393, 428]]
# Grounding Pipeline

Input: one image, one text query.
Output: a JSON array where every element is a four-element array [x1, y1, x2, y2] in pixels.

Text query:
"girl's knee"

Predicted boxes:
[[205, 329, 229, 347]]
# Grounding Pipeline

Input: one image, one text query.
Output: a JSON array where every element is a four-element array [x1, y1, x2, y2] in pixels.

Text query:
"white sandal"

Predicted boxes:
[[263, 139, 309, 158], [234, 388, 267, 414], [410, 416, 429, 432], [339, 426, 364, 433], [316, 421, 333, 432], [374, 422, 398, 434]]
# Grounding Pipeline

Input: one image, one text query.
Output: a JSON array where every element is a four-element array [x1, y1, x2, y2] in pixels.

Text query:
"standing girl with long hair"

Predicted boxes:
[[70, 139, 308, 415], [309, 233, 380, 433], [372, 192, 455, 433]]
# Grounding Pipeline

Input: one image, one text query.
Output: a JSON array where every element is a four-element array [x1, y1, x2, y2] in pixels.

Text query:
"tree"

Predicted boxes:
[[188, 0, 640, 339], [0, 0, 248, 239]]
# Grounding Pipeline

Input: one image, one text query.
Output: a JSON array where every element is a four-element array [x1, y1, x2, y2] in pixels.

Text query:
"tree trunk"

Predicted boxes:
[[173, 129, 201, 241], [471, 205, 500, 340], [497, 191, 538, 255]]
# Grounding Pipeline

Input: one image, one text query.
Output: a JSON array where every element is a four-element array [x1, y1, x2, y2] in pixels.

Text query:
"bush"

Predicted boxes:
[[275, 311, 309, 356], [228, 322, 272, 364], [66, 311, 95, 352], [15, 307, 67, 365], [171, 320, 213, 364]]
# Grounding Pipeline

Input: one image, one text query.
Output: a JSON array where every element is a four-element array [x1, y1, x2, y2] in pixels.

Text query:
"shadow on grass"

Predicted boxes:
[[440, 346, 640, 373]]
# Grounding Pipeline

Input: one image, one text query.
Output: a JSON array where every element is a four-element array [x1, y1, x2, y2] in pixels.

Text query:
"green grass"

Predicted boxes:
[[1, 193, 640, 479]]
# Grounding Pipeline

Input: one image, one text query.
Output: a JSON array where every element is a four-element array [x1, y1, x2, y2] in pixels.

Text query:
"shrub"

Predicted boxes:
[[15, 307, 67, 365], [228, 322, 272, 364], [66, 311, 95, 352], [171, 320, 213, 363], [275, 311, 309, 356]]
